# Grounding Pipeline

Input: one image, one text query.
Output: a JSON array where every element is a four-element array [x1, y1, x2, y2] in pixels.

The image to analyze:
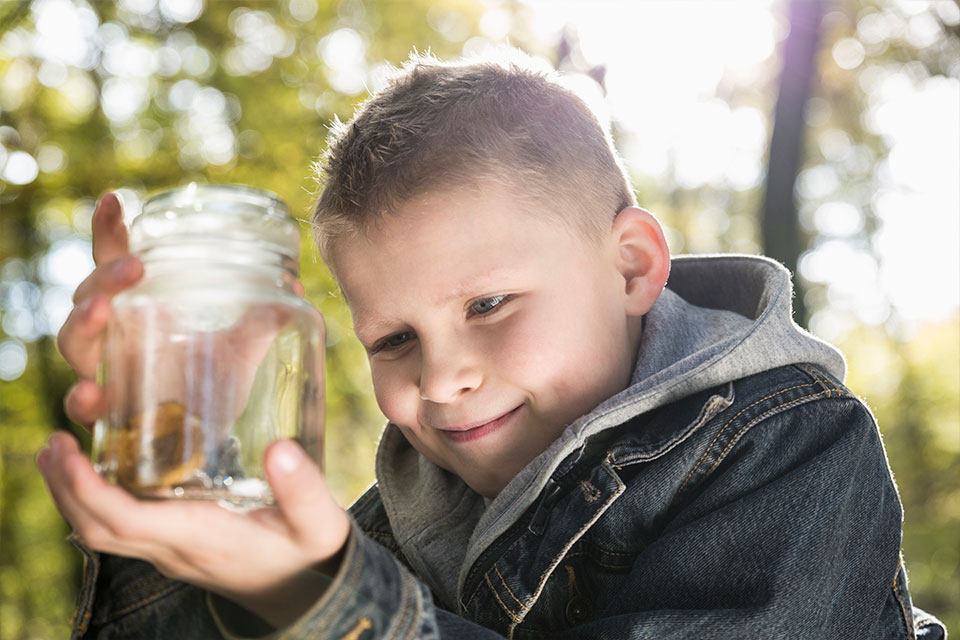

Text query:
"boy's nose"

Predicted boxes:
[[418, 344, 482, 404]]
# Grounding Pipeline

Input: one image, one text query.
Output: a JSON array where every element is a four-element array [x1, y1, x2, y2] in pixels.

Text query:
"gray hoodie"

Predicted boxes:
[[372, 255, 846, 611]]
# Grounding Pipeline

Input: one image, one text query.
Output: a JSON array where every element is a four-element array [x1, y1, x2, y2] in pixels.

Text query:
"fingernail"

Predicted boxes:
[[98, 192, 119, 211], [272, 441, 303, 475]]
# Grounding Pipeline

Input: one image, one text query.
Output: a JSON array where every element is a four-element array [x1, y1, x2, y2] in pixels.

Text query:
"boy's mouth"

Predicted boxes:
[[436, 405, 523, 444]]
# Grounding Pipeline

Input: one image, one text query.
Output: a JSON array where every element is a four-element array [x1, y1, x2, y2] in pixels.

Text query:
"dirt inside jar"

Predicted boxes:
[[114, 401, 207, 491]]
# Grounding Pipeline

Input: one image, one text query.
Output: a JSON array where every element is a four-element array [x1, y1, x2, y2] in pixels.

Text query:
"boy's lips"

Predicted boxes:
[[435, 405, 523, 443]]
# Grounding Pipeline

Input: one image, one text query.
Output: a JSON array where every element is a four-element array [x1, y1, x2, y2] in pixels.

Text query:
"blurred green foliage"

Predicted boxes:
[[843, 321, 960, 633], [0, 0, 956, 637]]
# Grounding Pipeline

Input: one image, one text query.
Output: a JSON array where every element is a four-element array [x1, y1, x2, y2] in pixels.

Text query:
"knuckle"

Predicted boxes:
[[55, 329, 67, 358], [55, 314, 77, 357], [62, 385, 78, 416], [66, 404, 94, 428], [106, 518, 137, 540], [76, 525, 110, 551], [152, 556, 186, 581], [64, 466, 88, 495], [72, 277, 92, 304]]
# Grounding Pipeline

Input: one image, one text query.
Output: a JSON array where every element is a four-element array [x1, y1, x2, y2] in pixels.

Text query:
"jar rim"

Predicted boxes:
[[141, 183, 290, 220], [130, 183, 300, 259]]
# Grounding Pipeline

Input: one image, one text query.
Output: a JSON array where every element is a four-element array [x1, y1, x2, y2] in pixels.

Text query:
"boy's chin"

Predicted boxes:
[[460, 461, 529, 499], [466, 477, 505, 500]]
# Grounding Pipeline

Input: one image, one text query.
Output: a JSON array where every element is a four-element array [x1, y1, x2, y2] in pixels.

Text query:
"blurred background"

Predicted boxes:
[[0, 0, 956, 636]]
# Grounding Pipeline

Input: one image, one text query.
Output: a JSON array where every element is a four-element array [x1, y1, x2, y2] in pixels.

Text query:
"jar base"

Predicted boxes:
[[125, 479, 274, 509]]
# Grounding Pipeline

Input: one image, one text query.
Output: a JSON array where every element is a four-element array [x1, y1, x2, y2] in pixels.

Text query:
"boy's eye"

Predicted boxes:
[[371, 331, 415, 354], [468, 295, 509, 317]]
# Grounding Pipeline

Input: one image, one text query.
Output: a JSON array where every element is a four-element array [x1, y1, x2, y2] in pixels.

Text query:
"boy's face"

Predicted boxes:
[[331, 184, 641, 497]]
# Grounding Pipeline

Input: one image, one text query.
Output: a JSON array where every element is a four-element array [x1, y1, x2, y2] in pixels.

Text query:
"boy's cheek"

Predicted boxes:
[[370, 365, 417, 426], [503, 306, 630, 409], [493, 310, 583, 379]]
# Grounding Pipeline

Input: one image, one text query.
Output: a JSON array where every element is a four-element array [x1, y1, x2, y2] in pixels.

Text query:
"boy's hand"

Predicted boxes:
[[37, 432, 351, 628], [58, 192, 141, 427]]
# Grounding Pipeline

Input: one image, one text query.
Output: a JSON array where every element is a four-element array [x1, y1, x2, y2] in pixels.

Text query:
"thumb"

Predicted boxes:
[[264, 439, 350, 555]]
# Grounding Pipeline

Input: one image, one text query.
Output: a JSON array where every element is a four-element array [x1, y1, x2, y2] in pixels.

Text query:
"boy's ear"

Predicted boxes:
[[610, 207, 671, 316]]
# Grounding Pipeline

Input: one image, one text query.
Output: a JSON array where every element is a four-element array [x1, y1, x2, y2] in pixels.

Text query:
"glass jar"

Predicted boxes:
[[93, 184, 324, 507]]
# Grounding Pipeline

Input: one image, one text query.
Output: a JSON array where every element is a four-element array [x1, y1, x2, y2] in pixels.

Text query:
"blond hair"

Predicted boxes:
[[312, 50, 636, 259]]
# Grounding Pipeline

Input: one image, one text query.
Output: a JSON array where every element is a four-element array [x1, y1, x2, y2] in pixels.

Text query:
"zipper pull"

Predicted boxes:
[[528, 477, 562, 535]]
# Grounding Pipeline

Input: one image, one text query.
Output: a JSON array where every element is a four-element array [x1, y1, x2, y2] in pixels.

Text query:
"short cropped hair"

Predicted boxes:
[[311, 49, 636, 259]]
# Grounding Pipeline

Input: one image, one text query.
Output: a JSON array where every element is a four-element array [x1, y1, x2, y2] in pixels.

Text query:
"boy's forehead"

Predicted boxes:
[[328, 180, 604, 317]]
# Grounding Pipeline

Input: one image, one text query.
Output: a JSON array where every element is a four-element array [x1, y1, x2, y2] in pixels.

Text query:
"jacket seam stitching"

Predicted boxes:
[[704, 390, 834, 477], [466, 523, 535, 610], [799, 363, 829, 396], [678, 382, 820, 493], [507, 463, 626, 638], [609, 383, 735, 465], [532, 463, 622, 591], [798, 363, 845, 398], [494, 564, 530, 612], [483, 572, 525, 623], [811, 366, 836, 396]]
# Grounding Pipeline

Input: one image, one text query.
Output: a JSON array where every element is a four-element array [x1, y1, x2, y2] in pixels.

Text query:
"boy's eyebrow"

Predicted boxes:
[[426, 268, 522, 309], [351, 268, 520, 340], [351, 313, 396, 342]]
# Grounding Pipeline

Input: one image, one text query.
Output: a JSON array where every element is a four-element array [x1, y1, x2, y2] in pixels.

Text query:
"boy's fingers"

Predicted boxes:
[[61, 258, 143, 379], [38, 432, 159, 557], [265, 440, 349, 556], [63, 380, 106, 428], [72, 256, 143, 305], [37, 433, 115, 543], [92, 193, 130, 266], [56, 294, 112, 380]]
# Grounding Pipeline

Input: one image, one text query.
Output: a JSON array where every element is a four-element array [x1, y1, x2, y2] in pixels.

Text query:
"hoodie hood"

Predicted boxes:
[[373, 255, 846, 609]]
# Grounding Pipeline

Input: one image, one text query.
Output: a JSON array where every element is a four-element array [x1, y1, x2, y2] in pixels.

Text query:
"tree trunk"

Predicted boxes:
[[761, 0, 824, 327]]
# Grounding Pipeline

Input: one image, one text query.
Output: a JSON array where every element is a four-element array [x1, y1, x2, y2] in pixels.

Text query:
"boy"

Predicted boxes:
[[42, 51, 945, 639]]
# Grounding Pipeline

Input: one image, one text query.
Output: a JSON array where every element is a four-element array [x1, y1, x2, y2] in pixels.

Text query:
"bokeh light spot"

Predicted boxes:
[[1, 151, 39, 185], [36, 144, 66, 173], [0, 339, 28, 381], [158, 0, 204, 24], [288, 0, 318, 23], [832, 38, 865, 70]]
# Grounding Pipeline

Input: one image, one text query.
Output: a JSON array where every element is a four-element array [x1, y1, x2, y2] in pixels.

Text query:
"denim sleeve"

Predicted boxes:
[[554, 395, 926, 639], [69, 535, 232, 639], [209, 519, 504, 640], [70, 519, 499, 639]]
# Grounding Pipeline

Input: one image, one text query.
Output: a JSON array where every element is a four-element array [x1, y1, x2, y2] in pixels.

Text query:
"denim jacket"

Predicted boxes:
[[70, 256, 947, 639]]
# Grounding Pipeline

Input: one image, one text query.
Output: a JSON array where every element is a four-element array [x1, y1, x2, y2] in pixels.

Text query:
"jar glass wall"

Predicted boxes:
[[93, 184, 324, 507]]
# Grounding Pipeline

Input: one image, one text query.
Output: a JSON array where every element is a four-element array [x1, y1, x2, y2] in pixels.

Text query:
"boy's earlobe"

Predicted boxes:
[[612, 207, 671, 316]]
